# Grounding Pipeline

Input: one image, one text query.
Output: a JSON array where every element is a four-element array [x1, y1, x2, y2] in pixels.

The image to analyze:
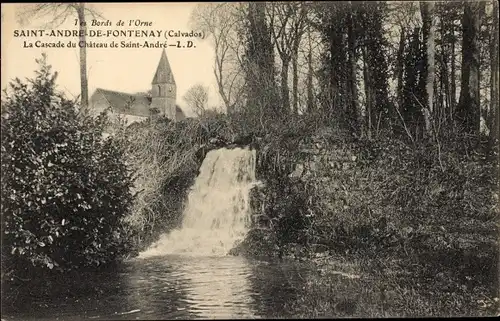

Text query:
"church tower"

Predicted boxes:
[[150, 49, 177, 121]]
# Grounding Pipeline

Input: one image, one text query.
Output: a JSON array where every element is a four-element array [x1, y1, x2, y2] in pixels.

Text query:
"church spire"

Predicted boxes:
[[151, 49, 175, 85]]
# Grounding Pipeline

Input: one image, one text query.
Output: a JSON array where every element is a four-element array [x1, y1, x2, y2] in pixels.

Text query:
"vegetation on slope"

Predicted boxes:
[[240, 124, 499, 316]]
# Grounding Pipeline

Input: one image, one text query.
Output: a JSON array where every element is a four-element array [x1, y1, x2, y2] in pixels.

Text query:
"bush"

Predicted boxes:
[[1, 54, 134, 273]]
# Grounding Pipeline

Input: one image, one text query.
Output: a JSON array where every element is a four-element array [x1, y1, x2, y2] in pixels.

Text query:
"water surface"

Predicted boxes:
[[3, 255, 309, 320]]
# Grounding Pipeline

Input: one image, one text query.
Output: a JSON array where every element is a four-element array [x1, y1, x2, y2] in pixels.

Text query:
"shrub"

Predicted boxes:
[[1, 54, 134, 272]]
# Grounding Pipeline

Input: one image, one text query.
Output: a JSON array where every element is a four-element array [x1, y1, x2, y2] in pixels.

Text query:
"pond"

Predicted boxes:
[[3, 147, 367, 320], [2, 255, 314, 320]]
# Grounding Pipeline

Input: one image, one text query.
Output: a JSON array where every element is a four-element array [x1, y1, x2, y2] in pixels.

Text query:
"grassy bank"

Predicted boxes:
[[285, 250, 498, 318], [233, 118, 499, 317]]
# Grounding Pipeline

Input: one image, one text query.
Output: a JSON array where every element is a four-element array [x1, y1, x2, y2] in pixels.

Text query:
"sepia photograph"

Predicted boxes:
[[1, 1, 499, 319]]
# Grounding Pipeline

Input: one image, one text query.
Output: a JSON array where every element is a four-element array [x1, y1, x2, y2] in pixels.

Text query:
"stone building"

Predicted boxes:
[[90, 49, 185, 125]]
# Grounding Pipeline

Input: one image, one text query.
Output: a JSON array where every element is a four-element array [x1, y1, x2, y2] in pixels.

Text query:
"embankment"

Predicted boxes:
[[232, 124, 499, 316]]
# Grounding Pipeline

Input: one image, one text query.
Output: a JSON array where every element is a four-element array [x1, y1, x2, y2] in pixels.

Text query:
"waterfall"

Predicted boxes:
[[138, 147, 259, 258]]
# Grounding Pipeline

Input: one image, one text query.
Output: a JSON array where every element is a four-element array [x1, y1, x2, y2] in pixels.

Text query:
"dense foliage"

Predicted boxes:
[[1, 55, 134, 273]]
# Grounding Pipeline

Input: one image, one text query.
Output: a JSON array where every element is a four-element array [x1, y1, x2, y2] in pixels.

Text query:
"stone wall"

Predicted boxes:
[[236, 127, 368, 258], [291, 136, 359, 181], [287, 130, 365, 218]]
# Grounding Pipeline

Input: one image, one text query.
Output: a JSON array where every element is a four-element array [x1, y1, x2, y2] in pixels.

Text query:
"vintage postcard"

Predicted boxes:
[[1, 1, 499, 320]]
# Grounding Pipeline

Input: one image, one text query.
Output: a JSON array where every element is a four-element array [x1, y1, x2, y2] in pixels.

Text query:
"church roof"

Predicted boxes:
[[91, 88, 185, 119], [92, 88, 151, 117], [152, 49, 176, 85]]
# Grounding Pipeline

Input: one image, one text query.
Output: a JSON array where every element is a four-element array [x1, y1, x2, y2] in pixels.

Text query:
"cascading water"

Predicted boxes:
[[138, 147, 259, 258]]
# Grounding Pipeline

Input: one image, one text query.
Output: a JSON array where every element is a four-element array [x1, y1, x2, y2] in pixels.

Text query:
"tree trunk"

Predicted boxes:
[[395, 27, 406, 110], [329, 39, 337, 116], [77, 3, 88, 112], [347, 9, 359, 134], [306, 30, 314, 113], [450, 26, 456, 121], [362, 46, 371, 139], [292, 39, 299, 115], [439, 14, 450, 123], [214, 68, 230, 111], [281, 58, 290, 114], [456, 1, 481, 134], [443, 55, 451, 123], [442, 26, 451, 124], [246, 2, 278, 125], [439, 12, 447, 124], [436, 73, 442, 124], [489, 1, 499, 147], [420, 1, 436, 136]]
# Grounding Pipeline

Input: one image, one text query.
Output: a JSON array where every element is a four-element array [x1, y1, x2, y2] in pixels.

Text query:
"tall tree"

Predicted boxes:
[[312, 2, 349, 119], [386, 1, 421, 137], [290, 3, 309, 115], [16, 4, 102, 112], [359, 2, 390, 136], [268, 2, 293, 114], [347, 2, 359, 135], [435, 4, 449, 123], [420, 1, 436, 136], [267, 2, 308, 115], [402, 26, 425, 134], [244, 2, 278, 128], [489, 1, 499, 145], [456, 1, 483, 134], [447, 1, 463, 121], [306, 28, 315, 113], [437, 1, 463, 124]]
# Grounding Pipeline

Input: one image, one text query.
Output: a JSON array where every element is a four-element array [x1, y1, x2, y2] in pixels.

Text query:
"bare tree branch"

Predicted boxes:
[[183, 84, 209, 118], [190, 3, 246, 111]]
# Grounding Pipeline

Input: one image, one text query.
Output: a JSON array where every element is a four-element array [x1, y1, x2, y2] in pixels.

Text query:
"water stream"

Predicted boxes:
[[139, 147, 258, 258]]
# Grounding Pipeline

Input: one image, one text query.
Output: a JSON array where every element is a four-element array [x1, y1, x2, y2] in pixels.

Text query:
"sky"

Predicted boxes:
[[1, 3, 221, 117]]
